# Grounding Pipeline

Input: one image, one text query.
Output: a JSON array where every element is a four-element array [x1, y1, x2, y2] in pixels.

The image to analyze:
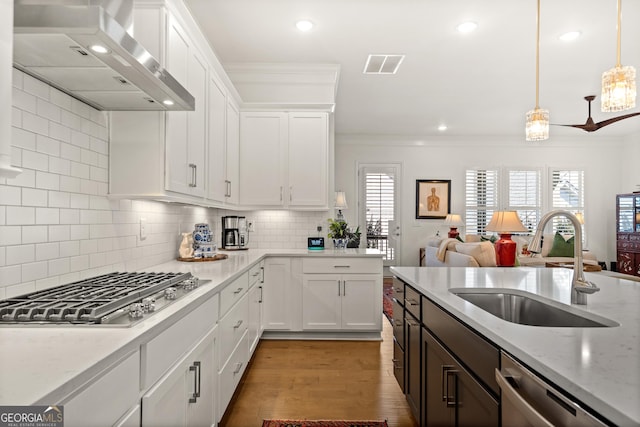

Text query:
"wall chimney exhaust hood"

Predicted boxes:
[[13, 0, 195, 111]]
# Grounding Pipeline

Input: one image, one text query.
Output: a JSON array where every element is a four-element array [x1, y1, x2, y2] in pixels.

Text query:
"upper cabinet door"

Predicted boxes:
[[225, 100, 240, 205], [206, 74, 227, 203], [239, 112, 287, 206], [288, 112, 328, 207]]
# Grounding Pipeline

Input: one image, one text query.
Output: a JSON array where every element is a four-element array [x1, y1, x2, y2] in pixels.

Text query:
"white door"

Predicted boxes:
[[358, 164, 402, 266], [302, 274, 341, 330], [341, 275, 382, 330]]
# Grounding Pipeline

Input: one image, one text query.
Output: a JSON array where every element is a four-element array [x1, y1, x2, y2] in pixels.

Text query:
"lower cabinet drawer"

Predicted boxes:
[[392, 298, 404, 349], [63, 350, 140, 427], [405, 285, 421, 320], [219, 331, 249, 420], [142, 294, 218, 389], [302, 257, 382, 274], [219, 293, 249, 369]]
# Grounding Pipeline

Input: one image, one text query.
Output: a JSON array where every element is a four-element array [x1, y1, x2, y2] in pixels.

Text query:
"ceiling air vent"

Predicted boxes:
[[363, 54, 405, 74]]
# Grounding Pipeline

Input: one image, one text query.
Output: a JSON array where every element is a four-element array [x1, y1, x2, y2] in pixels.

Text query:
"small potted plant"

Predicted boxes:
[[327, 218, 349, 249], [346, 226, 361, 248]]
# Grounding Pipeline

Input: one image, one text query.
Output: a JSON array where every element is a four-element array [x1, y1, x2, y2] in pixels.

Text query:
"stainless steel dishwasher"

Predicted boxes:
[[496, 352, 608, 427]]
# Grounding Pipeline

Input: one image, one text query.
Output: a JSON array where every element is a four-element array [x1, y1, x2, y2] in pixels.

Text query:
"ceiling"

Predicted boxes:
[[184, 0, 640, 139]]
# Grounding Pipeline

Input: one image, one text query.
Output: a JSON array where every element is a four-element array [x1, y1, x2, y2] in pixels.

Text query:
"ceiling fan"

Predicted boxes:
[[554, 95, 640, 132]]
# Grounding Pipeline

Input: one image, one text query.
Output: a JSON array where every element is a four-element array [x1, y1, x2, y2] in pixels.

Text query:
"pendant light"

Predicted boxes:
[[525, 0, 549, 141], [601, 0, 636, 112]]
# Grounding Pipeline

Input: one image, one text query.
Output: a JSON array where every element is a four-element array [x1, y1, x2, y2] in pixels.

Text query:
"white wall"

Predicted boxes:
[[336, 134, 628, 267]]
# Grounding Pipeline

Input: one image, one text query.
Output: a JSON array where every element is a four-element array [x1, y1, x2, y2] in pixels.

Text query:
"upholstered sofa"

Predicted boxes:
[[423, 234, 598, 268]]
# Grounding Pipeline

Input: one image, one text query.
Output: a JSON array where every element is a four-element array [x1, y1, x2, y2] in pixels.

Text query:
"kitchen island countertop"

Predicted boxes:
[[390, 266, 640, 427], [0, 248, 382, 406]]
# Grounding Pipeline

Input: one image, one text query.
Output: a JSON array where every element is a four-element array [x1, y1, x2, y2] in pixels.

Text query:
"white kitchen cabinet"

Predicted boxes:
[[164, 15, 206, 197], [239, 112, 328, 209], [110, 2, 239, 207], [262, 257, 293, 330], [142, 326, 218, 427], [62, 350, 140, 427], [225, 99, 240, 205], [247, 262, 264, 355], [302, 257, 382, 331], [206, 73, 240, 205]]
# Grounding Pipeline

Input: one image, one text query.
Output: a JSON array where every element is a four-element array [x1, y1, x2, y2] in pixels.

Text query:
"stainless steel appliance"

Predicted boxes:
[[13, 0, 195, 111], [496, 352, 607, 426], [221, 216, 247, 250], [0, 272, 209, 327]]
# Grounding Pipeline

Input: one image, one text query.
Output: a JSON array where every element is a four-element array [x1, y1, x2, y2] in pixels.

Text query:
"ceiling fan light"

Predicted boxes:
[[601, 65, 636, 112], [525, 108, 549, 141]]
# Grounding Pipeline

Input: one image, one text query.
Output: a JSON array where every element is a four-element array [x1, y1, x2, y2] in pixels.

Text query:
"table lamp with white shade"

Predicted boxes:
[[485, 211, 528, 267], [334, 191, 348, 221], [444, 214, 465, 239]]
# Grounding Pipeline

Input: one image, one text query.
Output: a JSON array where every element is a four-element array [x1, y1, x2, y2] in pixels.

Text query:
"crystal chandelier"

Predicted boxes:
[[526, 0, 549, 141], [601, 0, 636, 112]]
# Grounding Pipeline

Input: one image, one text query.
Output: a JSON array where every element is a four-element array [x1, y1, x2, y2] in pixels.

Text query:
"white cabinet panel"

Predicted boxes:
[[225, 100, 240, 205], [262, 257, 293, 330], [239, 112, 287, 206], [239, 112, 328, 209], [342, 275, 382, 329], [63, 350, 140, 427], [288, 112, 328, 207], [302, 274, 341, 329], [142, 327, 217, 427]]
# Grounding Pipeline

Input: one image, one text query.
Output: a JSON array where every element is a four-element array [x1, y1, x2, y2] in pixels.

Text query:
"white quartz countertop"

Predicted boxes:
[[0, 248, 381, 406], [390, 266, 640, 427]]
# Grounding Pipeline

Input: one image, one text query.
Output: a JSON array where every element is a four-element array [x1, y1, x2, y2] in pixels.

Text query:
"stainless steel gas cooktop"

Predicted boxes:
[[0, 272, 209, 326]]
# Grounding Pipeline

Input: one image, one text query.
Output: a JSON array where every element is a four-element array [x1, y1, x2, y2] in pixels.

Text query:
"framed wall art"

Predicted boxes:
[[416, 179, 451, 219]]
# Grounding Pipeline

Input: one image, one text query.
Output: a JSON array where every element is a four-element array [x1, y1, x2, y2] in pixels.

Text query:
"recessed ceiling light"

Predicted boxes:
[[296, 20, 314, 32], [456, 22, 478, 33], [163, 99, 175, 106], [438, 124, 448, 132], [559, 31, 581, 42], [89, 44, 110, 54]]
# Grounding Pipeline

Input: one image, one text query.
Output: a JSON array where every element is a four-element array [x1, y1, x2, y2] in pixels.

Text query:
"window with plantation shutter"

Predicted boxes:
[[364, 169, 395, 261], [551, 169, 585, 235], [465, 169, 498, 234], [506, 169, 541, 232]]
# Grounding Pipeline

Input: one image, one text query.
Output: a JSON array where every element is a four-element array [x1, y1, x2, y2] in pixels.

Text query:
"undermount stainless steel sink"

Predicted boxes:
[[450, 288, 618, 328]]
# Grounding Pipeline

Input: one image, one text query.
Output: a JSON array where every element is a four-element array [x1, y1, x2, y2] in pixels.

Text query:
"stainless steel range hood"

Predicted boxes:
[[13, 0, 195, 111]]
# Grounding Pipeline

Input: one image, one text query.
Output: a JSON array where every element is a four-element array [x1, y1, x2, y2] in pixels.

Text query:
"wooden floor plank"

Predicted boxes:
[[219, 317, 418, 427]]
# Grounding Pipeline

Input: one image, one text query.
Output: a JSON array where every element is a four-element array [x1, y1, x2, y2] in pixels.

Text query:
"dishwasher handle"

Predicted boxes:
[[495, 368, 554, 427]]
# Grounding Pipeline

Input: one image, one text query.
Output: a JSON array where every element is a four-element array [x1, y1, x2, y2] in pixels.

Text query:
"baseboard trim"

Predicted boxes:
[[261, 330, 382, 341]]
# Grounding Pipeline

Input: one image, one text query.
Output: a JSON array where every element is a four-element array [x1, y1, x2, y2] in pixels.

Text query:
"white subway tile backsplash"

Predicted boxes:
[[0, 247, 5, 267], [59, 241, 80, 257], [70, 129, 91, 149], [6, 282, 35, 298], [22, 226, 48, 244], [81, 148, 98, 166], [7, 168, 35, 188], [22, 188, 48, 207], [36, 98, 61, 123], [59, 175, 81, 193], [60, 109, 83, 130], [0, 185, 21, 205], [36, 135, 61, 157], [60, 209, 80, 225], [22, 150, 49, 171], [69, 194, 89, 209], [36, 242, 59, 261], [12, 87, 36, 113], [12, 68, 23, 89], [0, 265, 22, 287], [90, 137, 108, 155], [69, 224, 89, 240], [6, 245, 35, 265], [80, 179, 98, 195], [49, 87, 72, 110], [48, 191, 70, 208], [49, 122, 71, 143], [21, 261, 48, 282], [90, 166, 108, 183], [70, 161, 90, 179], [49, 225, 70, 242], [35, 171, 60, 191], [49, 157, 71, 175], [35, 276, 60, 291], [60, 142, 81, 162], [35, 208, 60, 225], [69, 255, 89, 273], [6, 207, 35, 225], [23, 74, 50, 100], [48, 258, 70, 276], [22, 111, 49, 136], [12, 127, 36, 150], [12, 107, 22, 127]]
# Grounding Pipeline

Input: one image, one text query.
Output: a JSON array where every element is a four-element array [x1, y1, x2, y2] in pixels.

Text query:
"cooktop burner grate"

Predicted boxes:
[[0, 271, 195, 324]]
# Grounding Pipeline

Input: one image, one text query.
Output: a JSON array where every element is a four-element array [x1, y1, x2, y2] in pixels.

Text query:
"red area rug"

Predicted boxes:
[[262, 421, 388, 427]]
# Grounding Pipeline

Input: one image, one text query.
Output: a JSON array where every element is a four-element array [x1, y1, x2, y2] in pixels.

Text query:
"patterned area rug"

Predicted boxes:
[[383, 278, 393, 321], [262, 421, 388, 427]]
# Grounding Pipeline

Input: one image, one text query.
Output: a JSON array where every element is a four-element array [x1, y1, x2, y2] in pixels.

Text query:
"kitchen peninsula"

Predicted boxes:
[[391, 266, 640, 427], [0, 249, 382, 427]]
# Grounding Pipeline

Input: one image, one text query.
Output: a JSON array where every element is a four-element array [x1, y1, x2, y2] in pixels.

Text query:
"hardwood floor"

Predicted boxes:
[[219, 318, 418, 427]]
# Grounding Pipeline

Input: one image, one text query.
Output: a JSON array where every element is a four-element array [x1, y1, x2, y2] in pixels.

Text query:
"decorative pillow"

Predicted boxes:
[[455, 242, 497, 267], [547, 232, 575, 257]]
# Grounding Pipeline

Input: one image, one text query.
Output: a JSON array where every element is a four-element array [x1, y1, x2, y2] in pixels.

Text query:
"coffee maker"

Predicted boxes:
[[221, 216, 247, 249]]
